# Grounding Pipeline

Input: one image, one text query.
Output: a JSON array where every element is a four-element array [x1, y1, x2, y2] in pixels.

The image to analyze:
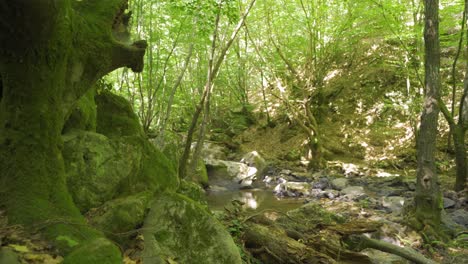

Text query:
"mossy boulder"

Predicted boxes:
[[63, 131, 179, 212], [188, 158, 209, 187], [62, 131, 141, 212], [177, 180, 208, 206], [63, 88, 97, 134], [141, 193, 242, 264], [63, 238, 122, 264], [63, 92, 179, 212], [95, 90, 144, 138], [87, 191, 153, 243]]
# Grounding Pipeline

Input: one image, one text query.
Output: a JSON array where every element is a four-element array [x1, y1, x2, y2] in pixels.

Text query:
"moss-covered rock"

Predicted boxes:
[[188, 158, 209, 187], [62, 131, 142, 212], [177, 180, 208, 206], [63, 88, 97, 134], [95, 90, 144, 138], [63, 92, 179, 212], [141, 193, 242, 264], [87, 191, 153, 243], [63, 238, 122, 264], [63, 131, 179, 212]]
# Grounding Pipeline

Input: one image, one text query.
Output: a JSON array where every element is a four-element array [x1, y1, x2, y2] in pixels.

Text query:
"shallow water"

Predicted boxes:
[[205, 179, 305, 212]]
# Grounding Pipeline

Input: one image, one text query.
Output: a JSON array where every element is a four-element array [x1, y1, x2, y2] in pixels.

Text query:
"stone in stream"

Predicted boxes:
[[274, 182, 311, 197], [331, 178, 348, 191], [312, 177, 331, 190], [340, 186, 367, 201]]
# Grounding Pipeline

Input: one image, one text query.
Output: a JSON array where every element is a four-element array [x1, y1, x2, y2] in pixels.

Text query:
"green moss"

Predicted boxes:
[[95, 91, 144, 138], [190, 158, 209, 187], [177, 180, 208, 205], [63, 87, 97, 134], [142, 193, 242, 264], [125, 135, 179, 193], [63, 238, 122, 264], [88, 191, 153, 244]]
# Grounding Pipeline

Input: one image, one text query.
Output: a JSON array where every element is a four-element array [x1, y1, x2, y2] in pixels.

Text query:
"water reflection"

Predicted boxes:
[[206, 185, 305, 212]]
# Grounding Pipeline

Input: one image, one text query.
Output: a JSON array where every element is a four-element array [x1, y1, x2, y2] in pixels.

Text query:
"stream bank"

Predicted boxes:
[[201, 142, 468, 264]]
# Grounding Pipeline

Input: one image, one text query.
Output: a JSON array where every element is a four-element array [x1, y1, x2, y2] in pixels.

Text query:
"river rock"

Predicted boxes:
[[443, 198, 456, 209], [274, 182, 311, 197], [449, 209, 468, 228], [381, 196, 405, 214], [142, 193, 242, 264], [312, 177, 331, 190], [331, 178, 348, 190], [323, 189, 340, 199], [340, 186, 367, 200], [205, 160, 251, 181]]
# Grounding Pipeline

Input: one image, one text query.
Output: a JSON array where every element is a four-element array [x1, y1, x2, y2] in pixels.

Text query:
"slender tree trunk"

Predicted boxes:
[[452, 126, 467, 191], [179, 0, 257, 179], [413, 0, 442, 236]]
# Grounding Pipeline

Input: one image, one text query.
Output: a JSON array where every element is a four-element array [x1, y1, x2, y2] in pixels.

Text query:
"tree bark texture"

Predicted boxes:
[[414, 0, 442, 232]]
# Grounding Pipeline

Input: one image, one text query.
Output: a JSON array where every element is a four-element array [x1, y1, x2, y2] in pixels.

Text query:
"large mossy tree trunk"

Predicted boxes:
[[0, 0, 146, 261], [411, 0, 443, 238]]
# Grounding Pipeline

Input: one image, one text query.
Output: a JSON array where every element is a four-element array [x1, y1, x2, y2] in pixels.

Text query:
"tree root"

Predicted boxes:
[[344, 234, 438, 264]]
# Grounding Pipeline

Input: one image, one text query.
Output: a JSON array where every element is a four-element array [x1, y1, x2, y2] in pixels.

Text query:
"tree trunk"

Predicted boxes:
[[412, 0, 443, 236], [453, 126, 467, 191], [0, 0, 146, 260]]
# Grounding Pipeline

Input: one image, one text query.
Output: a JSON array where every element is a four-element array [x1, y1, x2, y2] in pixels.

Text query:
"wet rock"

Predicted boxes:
[[274, 182, 311, 197], [312, 177, 330, 190], [331, 178, 348, 191], [309, 188, 326, 199], [341, 186, 365, 196], [381, 196, 405, 214], [443, 198, 456, 209], [323, 189, 340, 199], [449, 209, 468, 228], [205, 160, 251, 182]]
